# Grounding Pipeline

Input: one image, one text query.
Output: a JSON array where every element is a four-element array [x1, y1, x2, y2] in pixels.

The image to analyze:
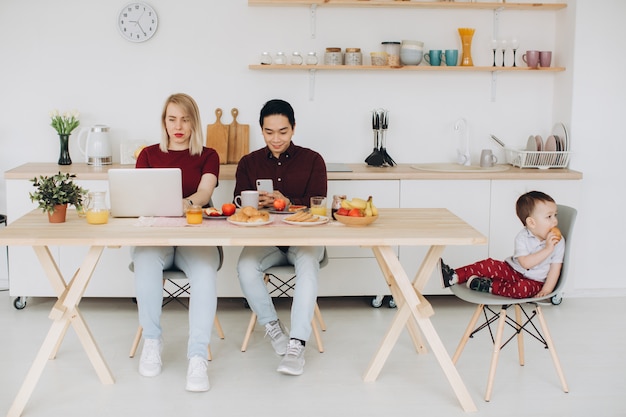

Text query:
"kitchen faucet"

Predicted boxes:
[[454, 117, 471, 166]]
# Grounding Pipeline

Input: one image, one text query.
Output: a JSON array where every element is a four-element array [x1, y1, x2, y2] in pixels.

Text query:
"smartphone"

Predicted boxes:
[[256, 179, 273, 194]]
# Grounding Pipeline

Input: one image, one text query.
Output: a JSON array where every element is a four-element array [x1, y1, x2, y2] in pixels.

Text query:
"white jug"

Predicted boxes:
[[78, 125, 112, 166]]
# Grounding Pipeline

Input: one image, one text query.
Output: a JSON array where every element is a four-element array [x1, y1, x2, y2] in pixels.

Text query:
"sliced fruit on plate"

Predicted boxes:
[[204, 207, 222, 217], [288, 205, 307, 212]]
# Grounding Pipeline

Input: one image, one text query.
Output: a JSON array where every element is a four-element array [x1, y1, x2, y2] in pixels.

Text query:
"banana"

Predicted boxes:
[[341, 199, 353, 210], [350, 197, 368, 210], [369, 196, 378, 216], [365, 196, 374, 217]]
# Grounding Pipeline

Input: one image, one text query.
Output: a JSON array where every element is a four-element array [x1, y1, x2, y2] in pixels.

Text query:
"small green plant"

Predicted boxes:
[[29, 172, 88, 214]]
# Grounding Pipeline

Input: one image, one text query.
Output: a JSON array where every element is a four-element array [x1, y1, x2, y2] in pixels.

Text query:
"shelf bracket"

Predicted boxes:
[[308, 69, 316, 101], [310, 4, 317, 39], [492, 9, 501, 40], [491, 71, 497, 102]]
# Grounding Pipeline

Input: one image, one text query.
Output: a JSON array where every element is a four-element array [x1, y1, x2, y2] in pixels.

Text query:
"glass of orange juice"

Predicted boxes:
[[310, 196, 327, 216], [186, 205, 203, 224]]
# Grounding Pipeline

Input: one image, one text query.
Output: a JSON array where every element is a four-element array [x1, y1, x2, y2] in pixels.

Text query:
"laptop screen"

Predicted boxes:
[[108, 168, 183, 217]]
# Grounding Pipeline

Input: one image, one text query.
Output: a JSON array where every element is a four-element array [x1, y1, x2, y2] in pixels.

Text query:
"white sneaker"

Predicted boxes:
[[277, 339, 306, 376], [186, 356, 210, 392], [139, 338, 162, 377], [264, 320, 289, 356]]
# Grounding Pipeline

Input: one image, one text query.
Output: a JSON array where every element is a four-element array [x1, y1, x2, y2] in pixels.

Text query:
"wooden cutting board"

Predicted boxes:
[[206, 108, 229, 164], [227, 108, 250, 164]]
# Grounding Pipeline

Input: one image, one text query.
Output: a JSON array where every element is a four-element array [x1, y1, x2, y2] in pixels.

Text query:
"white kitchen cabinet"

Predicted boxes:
[[399, 180, 491, 295]]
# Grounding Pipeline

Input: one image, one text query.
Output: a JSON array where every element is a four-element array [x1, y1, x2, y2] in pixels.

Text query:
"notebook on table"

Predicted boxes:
[[108, 168, 184, 217]]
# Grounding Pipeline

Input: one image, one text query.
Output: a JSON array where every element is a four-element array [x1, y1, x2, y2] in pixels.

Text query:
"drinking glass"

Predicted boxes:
[[310, 196, 327, 216], [510, 37, 520, 67], [499, 39, 507, 67], [491, 39, 498, 67]]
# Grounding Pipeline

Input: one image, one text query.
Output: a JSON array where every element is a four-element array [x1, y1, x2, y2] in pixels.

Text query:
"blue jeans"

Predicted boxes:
[[131, 246, 220, 360], [237, 246, 324, 342]]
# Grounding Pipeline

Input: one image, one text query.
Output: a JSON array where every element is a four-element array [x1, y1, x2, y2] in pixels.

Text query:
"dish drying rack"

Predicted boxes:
[[504, 148, 571, 169]]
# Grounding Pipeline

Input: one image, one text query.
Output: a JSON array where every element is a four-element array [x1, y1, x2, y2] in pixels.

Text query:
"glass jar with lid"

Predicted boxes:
[[382, 41, 401, 66], [305, 52, 318, 65], [290, 51, 303, 65], [274, 52, 287, 65], [324, 47, 343, 65], [345, 48, 362, 66], [260, 52, 272, 65]]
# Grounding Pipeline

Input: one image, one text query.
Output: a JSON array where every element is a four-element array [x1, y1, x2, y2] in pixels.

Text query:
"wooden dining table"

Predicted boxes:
[[0, 208, 486, 416]]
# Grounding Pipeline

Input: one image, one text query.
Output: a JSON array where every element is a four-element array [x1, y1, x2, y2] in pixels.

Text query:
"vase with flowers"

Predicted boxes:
[[50, 109, 80, 165], [29, 172, 88, 223]]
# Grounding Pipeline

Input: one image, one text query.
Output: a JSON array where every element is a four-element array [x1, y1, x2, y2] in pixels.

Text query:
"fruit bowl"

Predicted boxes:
[[334, 214, 378, 226]]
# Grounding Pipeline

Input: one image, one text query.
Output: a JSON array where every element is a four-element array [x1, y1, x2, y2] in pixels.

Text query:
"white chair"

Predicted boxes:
[[450, 204, 576, 401], [129, 246, 224, 361], [241, 248, 328, 353]]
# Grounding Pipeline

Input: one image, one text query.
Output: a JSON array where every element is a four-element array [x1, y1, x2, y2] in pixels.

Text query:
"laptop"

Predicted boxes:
[[108, 168, 184, 217]]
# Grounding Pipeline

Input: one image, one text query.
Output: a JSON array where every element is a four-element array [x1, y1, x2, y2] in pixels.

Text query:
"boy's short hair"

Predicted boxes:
[[516, 191, 555, 225], [259, 99, 296, 128]]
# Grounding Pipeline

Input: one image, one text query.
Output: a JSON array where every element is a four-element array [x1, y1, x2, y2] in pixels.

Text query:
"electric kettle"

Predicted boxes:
[[78, 125, 112, 166]]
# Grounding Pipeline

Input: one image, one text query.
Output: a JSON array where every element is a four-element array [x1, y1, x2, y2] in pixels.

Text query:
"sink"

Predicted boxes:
[[411, 163, 510, 173]]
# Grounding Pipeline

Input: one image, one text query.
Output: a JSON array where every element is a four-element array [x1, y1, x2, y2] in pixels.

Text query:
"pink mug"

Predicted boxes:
[[522, 50, 540, 69], [539, 51, 552, 68]]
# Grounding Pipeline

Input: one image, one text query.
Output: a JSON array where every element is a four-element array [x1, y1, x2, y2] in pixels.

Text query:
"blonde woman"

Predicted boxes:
[[132, 93, 220, 392]]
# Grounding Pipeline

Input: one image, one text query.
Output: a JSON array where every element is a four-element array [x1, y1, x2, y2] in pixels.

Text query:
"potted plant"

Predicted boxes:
[[29, 172, 88, 223]]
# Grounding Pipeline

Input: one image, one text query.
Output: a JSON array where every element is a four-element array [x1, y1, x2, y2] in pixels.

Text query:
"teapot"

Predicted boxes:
[[85, 191, 109, 225], [78, 125, 112, 166]]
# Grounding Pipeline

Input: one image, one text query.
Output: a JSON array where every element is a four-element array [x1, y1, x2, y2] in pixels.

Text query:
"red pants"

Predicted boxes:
[[455, 258, 544, 299]]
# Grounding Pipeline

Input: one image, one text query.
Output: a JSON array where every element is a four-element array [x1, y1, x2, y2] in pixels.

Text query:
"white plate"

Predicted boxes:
[[227, 217, 273, 226], [544, 135, 557, 151], [282, 215, 329, 226], [203, 213, 228, 220], [552, 122, 569, 151], [526, 135, 537, 151]]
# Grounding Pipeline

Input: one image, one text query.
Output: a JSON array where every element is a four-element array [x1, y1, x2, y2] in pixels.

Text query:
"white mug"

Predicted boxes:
[[480, 149, 498, 168], [234, 190, 259, 208]]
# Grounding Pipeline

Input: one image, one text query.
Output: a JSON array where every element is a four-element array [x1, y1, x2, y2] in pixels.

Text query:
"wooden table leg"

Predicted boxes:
[[372, 246, 427, 354], [7, 246, 114, 417], [365, 245, 477, 413]]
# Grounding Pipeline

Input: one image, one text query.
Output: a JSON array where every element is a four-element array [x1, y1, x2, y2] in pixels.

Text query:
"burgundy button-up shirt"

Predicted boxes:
[[234, 142, 327, 206]]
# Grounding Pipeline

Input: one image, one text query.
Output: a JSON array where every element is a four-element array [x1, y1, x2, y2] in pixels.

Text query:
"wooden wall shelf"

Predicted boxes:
[[249, 64, 566, 72], [248, 1, 567, 11]]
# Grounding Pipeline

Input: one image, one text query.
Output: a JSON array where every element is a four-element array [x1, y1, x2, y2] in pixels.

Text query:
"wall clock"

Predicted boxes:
[[118, 2, 158, 43]]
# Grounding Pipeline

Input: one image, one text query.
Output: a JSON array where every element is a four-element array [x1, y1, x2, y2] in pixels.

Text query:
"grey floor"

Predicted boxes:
[[1, 291, 624, 417]]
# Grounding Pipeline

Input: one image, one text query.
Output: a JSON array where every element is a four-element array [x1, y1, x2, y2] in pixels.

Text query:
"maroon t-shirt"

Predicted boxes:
[[136, 144, 220, 199], [234, 142, 327, 206]]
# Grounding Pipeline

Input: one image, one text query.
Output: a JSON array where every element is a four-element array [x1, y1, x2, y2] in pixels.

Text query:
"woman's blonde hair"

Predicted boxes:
[[160, 93, 204, 155]]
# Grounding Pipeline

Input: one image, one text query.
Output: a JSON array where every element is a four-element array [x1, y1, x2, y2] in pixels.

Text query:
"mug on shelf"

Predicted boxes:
[[424, 50, 443, 66], [539, 51, 552, 68], [444, 49, 459, 66], [522, 50, 540, 69]]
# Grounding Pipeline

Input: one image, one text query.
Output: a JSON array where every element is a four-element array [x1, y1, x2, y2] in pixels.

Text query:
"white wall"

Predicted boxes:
[[0, 0, 624, 294]]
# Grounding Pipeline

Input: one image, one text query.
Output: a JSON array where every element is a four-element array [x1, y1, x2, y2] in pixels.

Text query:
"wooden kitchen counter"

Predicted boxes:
[[5, 162, 583, 181]]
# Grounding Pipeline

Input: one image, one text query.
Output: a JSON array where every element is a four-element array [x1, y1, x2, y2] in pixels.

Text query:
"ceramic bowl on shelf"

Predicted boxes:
[[334, 214, 378, 226]]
